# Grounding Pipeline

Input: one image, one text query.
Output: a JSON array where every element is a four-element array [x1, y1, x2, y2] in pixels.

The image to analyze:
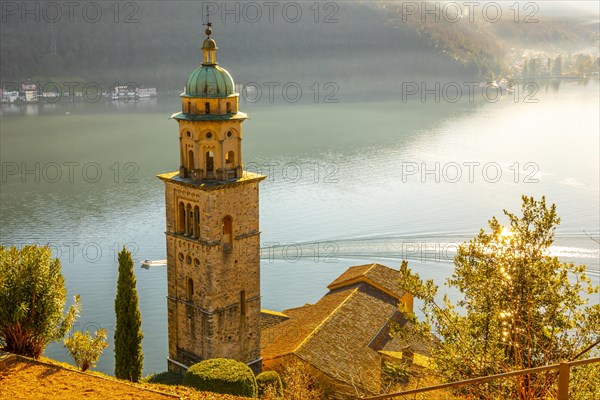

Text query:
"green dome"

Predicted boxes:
[[185, 65, 234, 98]]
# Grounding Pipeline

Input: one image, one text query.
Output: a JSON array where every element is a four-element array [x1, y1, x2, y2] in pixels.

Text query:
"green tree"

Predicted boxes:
[[114, 247, 144, 381], [398, 196, 600, 399], [0, 245, 79, 358], [64, 328, 108, 371]]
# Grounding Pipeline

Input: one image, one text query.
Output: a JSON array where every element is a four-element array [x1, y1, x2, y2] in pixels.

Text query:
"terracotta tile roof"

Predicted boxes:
[[260, 309, 290, 330], [294, 283, 400, 384], [261, 286, 357, 359], [282, 304, 314, 318], [261, 263, 431, 390], [368, 310, 406, 351], [262, 265, 407, 387], [327, 264, 373, 286], [327, 263, 404, 299]]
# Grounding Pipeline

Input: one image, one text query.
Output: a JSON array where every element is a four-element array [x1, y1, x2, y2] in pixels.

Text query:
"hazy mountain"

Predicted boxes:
[[0, 1, 597, 97]]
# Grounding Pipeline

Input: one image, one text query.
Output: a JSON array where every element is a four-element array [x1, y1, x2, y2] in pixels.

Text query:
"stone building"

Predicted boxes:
[[261, 263, 427, 397], [158, 23, 265, 374]]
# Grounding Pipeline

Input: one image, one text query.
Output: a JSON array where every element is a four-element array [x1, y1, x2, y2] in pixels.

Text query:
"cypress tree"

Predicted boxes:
[[114, 246, 144, 381]]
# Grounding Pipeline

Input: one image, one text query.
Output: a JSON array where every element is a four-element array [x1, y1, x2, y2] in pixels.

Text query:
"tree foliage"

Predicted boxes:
[[0, 245, 79, 358], [64, 328, 108, 371], [277, 362, 323, 400], [114, 246, 143, 382], [381, 361, 411, 386], [398, 196, 600, 399], [257, 370, 283, 398]]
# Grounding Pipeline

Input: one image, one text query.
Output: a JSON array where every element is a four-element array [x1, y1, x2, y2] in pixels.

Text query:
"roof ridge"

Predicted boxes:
[[328, 264, 403, 300], [292, 287, 360, 354], [367, 309, 400, 350], [327, 263, 376, 290], [365, 263, 377, 274], [261, 309, 289, 318]]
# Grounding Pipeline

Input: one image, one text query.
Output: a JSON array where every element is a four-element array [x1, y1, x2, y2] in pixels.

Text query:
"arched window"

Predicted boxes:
[[226, 102, 231, 113], [189, 207, 196, 239], [187, 278, 194, 302], [206, 151, 214, 174], [194, 205, 200, 239], [222, 216, 233, 247], [178, 202, 185, 233], [188, 149, 194, 172], [225, 151, 235, 165], [187, 101, 191, 113], [205, 102, 210, 114], [186, 204, 192, 236]]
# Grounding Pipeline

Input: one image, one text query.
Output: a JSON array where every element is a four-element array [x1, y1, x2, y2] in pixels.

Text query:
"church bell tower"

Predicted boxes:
[[158, 22, 265, 373]]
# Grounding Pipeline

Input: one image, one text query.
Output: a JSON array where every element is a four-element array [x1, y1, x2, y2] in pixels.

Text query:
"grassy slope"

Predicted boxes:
[[0, 355, 247, 400]]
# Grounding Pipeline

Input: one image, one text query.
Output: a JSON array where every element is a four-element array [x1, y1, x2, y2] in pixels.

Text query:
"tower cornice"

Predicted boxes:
[[171, 111, 248, 122], [157, 170, 265, 190]]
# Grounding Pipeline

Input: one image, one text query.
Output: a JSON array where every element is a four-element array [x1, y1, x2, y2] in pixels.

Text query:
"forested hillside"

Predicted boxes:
[[0, 1, 596, 94]]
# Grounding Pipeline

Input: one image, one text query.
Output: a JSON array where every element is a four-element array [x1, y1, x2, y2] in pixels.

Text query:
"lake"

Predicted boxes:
[[1, 80, 598, 376]]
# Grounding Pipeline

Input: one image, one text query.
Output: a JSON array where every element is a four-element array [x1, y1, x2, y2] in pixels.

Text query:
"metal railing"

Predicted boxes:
[[362, 357, 600, 400]]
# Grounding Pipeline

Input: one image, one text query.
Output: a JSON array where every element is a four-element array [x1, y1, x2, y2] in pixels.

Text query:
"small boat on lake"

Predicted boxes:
[[141, 259, 167, 268]]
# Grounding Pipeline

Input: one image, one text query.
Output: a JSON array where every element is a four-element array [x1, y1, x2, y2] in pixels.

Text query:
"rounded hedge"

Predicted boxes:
[[183, 358, 258, 398], [256, 370, 283, 397], [143, 371, 183, 385]]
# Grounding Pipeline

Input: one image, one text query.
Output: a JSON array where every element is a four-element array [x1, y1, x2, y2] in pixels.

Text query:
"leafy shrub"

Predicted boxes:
[[183, 358, 258, 398], [143, 371, 184, 385], [63, 329, 108, 371], [256, 371, 283, 398], [0, 245, 80, 358], [382, 361, 411, 384]]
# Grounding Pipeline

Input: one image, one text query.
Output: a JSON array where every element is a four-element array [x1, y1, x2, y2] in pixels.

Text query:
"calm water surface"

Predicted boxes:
[[1, 81, 598, 375]]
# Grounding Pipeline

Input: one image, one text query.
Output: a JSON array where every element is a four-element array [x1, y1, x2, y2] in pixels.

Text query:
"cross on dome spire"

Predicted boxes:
[[204, 6, 213, 37], [201, 8, 218, 66]]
